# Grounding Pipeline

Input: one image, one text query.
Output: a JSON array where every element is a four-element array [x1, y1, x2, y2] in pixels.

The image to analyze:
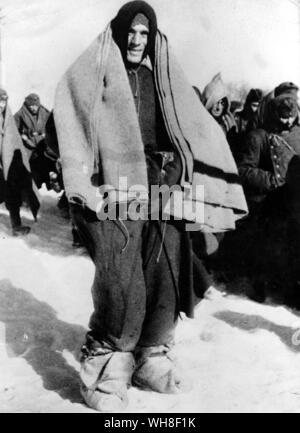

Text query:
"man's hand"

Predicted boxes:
[[33, 132, 46, 139], [49, 172, 62, 193], [21, 134, 36, 149], [222, 112, 238, 133], [55, 158, 62, 173], [21, 134, 30, 142], [34, 132, 46, 146]]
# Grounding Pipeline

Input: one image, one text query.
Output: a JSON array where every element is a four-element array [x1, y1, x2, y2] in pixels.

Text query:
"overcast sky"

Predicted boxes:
[[1, 0, 300, 111]]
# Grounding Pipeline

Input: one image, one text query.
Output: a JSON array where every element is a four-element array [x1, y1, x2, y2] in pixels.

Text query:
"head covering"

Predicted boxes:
[[111, 1, 157, 64], [24, 93, 40, 107], [202, 73, 230, 113], [131, 12, 149, 29], [0, 88, 8, 102], [264, 92, 298, 131], [273, 93, 298, 118], [245, 88, 263, 105], [240, 88, 263, 118], [274, 82, 299, 98]]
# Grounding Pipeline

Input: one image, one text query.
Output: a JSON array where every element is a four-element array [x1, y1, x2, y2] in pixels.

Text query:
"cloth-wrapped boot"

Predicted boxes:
[[132, 345, 189, 394], [80, 340, 135, 412]]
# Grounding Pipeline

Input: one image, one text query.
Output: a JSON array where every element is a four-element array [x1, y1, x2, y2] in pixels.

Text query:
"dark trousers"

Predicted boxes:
[[29, 144, 56, 189], [239, 155, 300, 297], [0, 163, 22, 229], [71, 205, 183, 352]]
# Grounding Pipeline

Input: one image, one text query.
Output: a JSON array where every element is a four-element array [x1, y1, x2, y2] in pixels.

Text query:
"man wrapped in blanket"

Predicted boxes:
[[54, 1, 247, 412]]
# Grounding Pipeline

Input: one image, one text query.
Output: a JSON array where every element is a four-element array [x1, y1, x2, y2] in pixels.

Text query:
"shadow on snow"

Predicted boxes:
[[0, 279, 87, 404]]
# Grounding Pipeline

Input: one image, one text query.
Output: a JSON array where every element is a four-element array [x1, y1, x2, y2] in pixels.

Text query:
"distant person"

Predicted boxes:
[[252, 82, 299, 130], [234, 88, 263, 134], [0, 89, 39, 236], [238, 90, 300, 304], [202, 73, 239, 155], [239, 90, 300, 209], [231, 88, 264, 162], [14, 93, 54, 189]]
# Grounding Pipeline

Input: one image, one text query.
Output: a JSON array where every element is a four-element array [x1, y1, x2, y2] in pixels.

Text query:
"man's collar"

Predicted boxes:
[[141, 55, 153, 71], [127, 56, 153, 74]]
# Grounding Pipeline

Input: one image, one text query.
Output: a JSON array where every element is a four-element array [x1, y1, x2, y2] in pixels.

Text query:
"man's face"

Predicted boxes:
[[279, 115, 296, 130], [250, 102, 260, 113], [211, 98, 226, 118], [0, 100, 7, 114], [28, 104, 39, 114], [127, 23, 149, 64]]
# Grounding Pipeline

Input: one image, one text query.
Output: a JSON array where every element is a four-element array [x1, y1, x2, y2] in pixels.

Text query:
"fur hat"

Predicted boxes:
[[274, 82, 299, 98], [273, 93, 298, 118]]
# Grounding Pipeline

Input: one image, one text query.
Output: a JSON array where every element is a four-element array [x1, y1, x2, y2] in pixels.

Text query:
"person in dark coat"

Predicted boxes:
[[239, 93, 300, 207], [251, 82, 299, 131], [234, 88, 263, 134], [238, 91, 300, 304], [0, 89, 39, 236], [231, 89, 263, 165], [14, 93, 55, 189]]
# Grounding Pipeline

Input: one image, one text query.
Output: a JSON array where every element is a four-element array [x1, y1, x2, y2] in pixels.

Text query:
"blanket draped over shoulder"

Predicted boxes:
[[54, 25, 248, 232], [0, 105, 40, 217]]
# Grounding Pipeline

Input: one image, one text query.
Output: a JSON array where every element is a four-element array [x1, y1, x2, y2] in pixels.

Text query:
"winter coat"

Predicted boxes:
[[238, 125, 300, 206], [234, 88, 263, 134], [14, 104, 55, 189], [0, 105, 39, 217], [14, 104, 50, 152]]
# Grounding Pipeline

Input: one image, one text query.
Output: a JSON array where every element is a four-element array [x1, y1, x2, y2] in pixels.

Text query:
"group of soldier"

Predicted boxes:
[[198, 76, 300, 307], [1, 72, 299, 298]]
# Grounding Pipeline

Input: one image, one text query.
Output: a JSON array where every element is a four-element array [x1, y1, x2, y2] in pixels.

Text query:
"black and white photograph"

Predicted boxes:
[[0, 0, 300, 415]]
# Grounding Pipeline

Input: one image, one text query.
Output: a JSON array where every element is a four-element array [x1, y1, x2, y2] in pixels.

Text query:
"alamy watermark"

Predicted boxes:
[[94, 176, 205, 231]]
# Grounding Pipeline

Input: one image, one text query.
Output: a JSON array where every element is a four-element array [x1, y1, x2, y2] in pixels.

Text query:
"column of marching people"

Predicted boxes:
[[1, 77, 299, 305], [0, 90, 82, 246]]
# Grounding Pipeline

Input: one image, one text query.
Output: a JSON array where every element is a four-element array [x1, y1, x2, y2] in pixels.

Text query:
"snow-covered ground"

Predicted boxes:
[[1, 189, 300, 413]]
